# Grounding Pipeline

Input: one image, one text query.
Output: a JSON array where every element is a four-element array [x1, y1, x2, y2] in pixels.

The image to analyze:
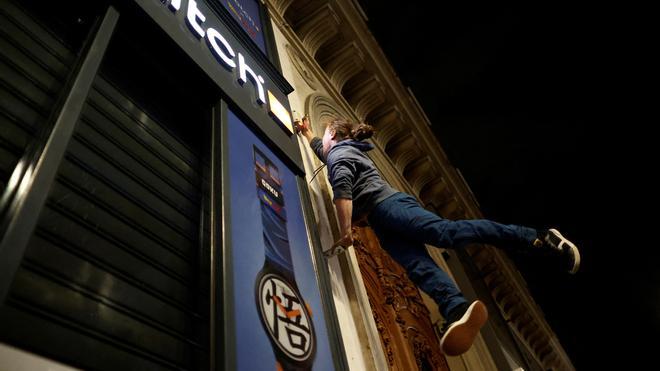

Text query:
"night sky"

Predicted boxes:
[[357, 1, 648, 369]]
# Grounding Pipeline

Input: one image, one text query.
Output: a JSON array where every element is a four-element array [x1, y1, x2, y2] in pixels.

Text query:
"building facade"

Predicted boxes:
[[0, 0, 574, 370]]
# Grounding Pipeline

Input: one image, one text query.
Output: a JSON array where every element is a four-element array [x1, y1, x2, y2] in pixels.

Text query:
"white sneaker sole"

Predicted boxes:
[[440, 300, 488, 356], [548, 228, 581, 274]]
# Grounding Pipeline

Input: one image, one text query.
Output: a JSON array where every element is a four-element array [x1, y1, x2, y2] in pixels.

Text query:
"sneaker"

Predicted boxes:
[[541, 228, 581, 274], [439, 300, 488, 356]]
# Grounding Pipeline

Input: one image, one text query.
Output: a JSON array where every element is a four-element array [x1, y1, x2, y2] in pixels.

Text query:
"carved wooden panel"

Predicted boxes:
[[353, 226, 449, 371]]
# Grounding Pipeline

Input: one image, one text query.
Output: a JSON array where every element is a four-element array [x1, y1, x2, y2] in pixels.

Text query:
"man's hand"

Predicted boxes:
[[324, 232, 353, 258], [293, 115, 306, 132], [294, 115, 314, 142], [334, 232, 353, 248]]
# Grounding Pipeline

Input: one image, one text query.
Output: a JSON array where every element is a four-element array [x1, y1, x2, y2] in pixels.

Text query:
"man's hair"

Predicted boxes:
[[327, 117, 375, 141]]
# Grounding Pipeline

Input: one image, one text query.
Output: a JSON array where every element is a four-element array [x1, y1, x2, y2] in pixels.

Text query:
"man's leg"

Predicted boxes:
[[369, 226, 466, 319], [370, 193, 538, 251], [371, 193, 580, 272], [369, 223, 488, 356]]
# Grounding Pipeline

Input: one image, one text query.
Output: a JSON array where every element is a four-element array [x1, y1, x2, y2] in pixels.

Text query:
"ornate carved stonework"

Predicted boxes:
[[285, 43, 319, 90], [353, 226, 449, 371]]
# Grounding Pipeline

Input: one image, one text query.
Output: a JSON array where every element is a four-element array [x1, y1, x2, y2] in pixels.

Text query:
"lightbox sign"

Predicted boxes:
[[166, 0, 293, 134], [219, 0, 267, 53], [227, 109, 335, 370]]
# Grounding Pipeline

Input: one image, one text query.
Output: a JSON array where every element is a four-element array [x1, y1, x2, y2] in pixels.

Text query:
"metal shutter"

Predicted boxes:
[[0, 2, 211, 369]]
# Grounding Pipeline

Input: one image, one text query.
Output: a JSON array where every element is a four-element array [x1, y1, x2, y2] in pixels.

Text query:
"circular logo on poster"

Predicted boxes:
[[257, 273, 315, 361]]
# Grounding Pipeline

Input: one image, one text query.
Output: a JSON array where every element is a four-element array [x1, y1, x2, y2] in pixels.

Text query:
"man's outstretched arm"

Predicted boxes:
[[296, 116, 326, 163], [334, 198, 353, 247]]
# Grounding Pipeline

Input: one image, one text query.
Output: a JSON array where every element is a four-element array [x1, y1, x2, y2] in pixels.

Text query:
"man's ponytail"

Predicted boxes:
[[351, 123, 375, 141]]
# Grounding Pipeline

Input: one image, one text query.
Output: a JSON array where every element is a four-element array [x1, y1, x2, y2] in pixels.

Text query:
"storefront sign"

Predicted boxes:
[[167, 0, 293, 133]]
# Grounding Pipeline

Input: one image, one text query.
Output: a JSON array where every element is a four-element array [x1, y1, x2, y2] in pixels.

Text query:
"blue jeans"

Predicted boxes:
[[367, 192, 537, 318]]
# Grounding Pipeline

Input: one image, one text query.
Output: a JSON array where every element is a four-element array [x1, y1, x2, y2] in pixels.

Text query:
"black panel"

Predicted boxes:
[[0, 2, 216, 370], [0, 0, 77, 192]]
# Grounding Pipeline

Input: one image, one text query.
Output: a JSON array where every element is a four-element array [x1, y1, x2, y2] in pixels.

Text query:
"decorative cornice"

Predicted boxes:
[[438, 197, 464, 220], [469, 245, 574, 370], [369, 106, 404, 149], [268, 0, 295, 15], [342, 74, 386, 121], [292, 3, 340, 57], [383, 134, 424, 172], [318, 41, 365, 91], [419, 178, 451, 206], [402, 156, 435, 196]]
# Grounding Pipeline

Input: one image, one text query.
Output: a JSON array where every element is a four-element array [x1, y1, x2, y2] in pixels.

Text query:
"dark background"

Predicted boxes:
[[357, 1, 649, 369]]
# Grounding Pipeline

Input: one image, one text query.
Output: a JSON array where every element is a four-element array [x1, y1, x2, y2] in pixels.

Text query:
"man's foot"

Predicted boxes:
[[439, 300, 488, 356], [536, 228, 581, 274]]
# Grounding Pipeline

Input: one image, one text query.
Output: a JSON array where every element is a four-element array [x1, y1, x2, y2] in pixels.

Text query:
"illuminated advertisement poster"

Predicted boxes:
[[227, 109, 334, 370], [219, 0, 267, 53]]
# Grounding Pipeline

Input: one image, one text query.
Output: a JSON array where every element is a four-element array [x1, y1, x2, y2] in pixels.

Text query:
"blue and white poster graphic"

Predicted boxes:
[[219, 0, 267, 53], [227, 109, 334, 370]]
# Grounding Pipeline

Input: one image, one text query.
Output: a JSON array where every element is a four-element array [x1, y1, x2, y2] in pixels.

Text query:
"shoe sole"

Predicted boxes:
[[548, 229, 581, 274], [440, 300, 488, 356]]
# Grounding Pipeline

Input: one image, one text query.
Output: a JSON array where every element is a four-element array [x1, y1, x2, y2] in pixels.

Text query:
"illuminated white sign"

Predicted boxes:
[[268, 91, 293, 133], [167, 0, 293, 134]]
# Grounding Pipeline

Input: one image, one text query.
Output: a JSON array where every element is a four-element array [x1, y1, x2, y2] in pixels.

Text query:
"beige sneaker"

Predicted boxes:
[[439, 300, 488, 356]]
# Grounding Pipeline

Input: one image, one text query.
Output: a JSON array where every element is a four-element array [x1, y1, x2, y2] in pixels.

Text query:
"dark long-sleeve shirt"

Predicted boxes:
[[310, 137, 396, 219]]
